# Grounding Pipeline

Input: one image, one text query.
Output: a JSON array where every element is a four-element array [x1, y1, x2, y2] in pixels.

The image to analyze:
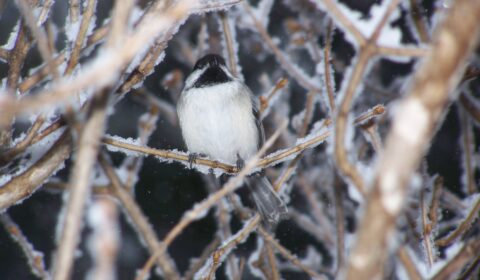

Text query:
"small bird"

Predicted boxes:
[[177, 54, 287, 226]]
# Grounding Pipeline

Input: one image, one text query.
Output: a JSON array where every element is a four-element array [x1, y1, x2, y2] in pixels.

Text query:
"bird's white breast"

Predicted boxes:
[[177, 81, 259, 164]]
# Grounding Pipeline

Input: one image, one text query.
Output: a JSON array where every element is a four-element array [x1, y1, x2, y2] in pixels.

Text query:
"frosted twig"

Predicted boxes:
[[87, 198, 119, 280], [106, 0, 133, 47], [459, 91, 480, 124], [428, 176, 442, 232], [333, 174, 345, 273], [289, 209, 332, 248], [323, 20, 336, 115], [346, 1, 480, 279], [397, 246, 421, 280], [37, 0, 54, 25], [16, 0, 59, 80], [0, 214, 49, 279], [0, 116, 44, 165], [183, 237, 222, 280], [99, 155, 180, 279], [297, 175, 334, 246], [69, 0, 80, 23], [2, 1, 192, 116], [1, 21, 30, 147], [203, 216, 260, 279], [332, 0, 402, 199], [459, 108, 476, 195], [64, 0, 98, 75], [436, 196, 480, 247], [354, 105, 386, 124], [408, 0, 430, 43], [137, 121, 287, 280], [103, 104, 384, 174], [219, 11, 239, 77], [0, 47, 9, 60], [244, 2, 321, 92], [299, 91, 316, 137], [311, 0, 365, 45], [6, 21, 31, 90], [118, 39, 167, 94], [431, 239, 480, 280], [376, 46, 428, 57], [52, 88, 110, 280], [124, 104, 160, 191], [0, 132, 71, 210], [420, 188, 435, 267], [457, 254, 480, 280], [258, 227, 327, 280], [265, 242, 280, 280], [259, 78, 288, 115]]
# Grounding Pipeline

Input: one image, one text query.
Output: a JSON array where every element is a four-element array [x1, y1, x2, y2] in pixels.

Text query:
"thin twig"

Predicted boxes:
[[259, 78, 288, 115], [431, 239, 480, 280], [244, 2, 321, 92], [420, 188, 435, 267], [428, 176, 443, 230], [0, 116, 44, 165], [459, 107, 476, 195], [219, 11, 239, 77], [397, 246, 422, 280], [16, 0, 59, 79], [99, 155, 180, 280], [436, 196, 480, 247], [323, 19, 336, 115], [69, 0, 80, 23], [333, 173, 345, 273], [87, 198, 119, 280], [258, 227, 327, 280], [0, 214, 50, 279], [64, 0, 97, 75], [457, 254, 480, 280], [183, 237, 222, 280], [204, 216, 260, 279]]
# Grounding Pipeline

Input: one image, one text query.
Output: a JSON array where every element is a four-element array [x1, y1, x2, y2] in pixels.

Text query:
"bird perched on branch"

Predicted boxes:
[[177, 54, 287, 226]]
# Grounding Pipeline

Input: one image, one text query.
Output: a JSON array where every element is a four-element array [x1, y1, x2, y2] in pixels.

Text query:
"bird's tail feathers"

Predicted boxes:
[[245, 175, 288, 227]]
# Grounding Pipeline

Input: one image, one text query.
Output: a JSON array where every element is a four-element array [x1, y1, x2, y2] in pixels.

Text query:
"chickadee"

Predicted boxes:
[[177, 54, 287, 225]]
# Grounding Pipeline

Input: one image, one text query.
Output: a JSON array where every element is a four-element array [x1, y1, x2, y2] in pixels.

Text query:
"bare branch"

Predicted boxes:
[[0, 214, 49, 279], [346, 1, 480, 278], [52, 88, 110, 280]]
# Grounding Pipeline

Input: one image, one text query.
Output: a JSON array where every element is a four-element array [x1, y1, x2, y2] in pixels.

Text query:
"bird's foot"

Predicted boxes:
[[236, 153, 245, 171], [188, 153, 206, 169]]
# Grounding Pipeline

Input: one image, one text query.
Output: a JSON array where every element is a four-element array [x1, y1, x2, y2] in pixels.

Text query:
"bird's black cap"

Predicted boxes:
[[191, 54, 231, 88], [193, 54, 227, 71]]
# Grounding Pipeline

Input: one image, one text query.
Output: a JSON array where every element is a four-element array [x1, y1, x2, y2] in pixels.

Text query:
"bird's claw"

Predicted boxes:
[[188, 153, 206, 169], [236, 154, 245, 171]]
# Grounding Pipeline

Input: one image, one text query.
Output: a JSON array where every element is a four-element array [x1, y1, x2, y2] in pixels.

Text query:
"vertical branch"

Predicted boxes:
[[16, 0, 59, 79], [99, 155, 180, 280], [219, 11, 239, 77], [459, 107, 476, 195], [420, 188, 435, 267], [52, 88, 110, 280], [323, 20, 336, 115], [64, 0, 98, 75], [346, 1, 480, 279], [333, 174, 345, 274], [69, 0, 80, 23], [87, 198, 119, 280]]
